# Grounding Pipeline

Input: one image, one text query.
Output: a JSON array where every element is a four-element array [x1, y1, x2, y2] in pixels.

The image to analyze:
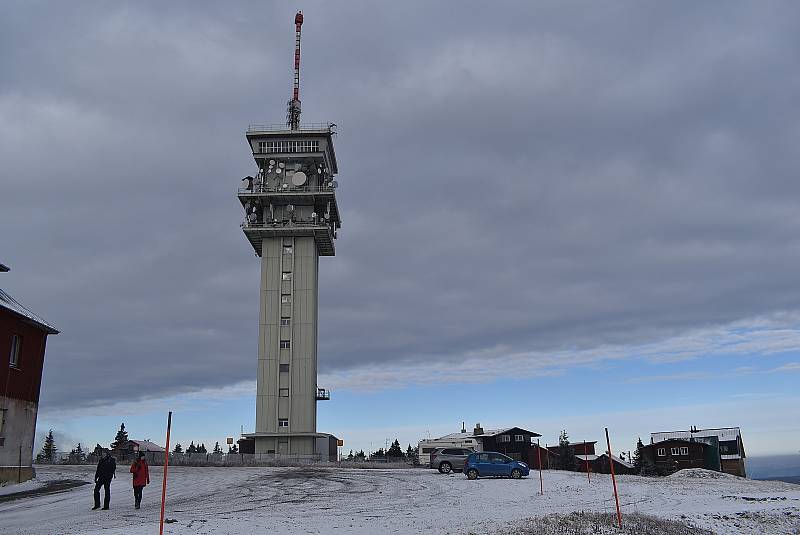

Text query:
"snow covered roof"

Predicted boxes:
[[575, 454, 599, 462], [0, 288, 59, 334], [130, 440, 165, 452], [651, 428, 741, 443], [597, 453, 635, 469], [435, 426, 541, 442]]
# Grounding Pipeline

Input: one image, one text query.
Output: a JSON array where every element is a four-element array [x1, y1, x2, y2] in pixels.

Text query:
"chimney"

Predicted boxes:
[[473, 423, 484, 435]]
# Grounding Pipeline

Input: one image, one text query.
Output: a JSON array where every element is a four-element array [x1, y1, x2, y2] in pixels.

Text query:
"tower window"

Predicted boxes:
[[280, 340, 291, 349], [279, 388, 289, 397], [282, 272, 292, 281], [278, 418, 289, 427], [280, 317, 291, 326], [257, 141, 267, 153], [657, 448, 666, 456], [279, 364, 289, 372], [281, 294, 292, 304], [282, 245, 293, 254], [9, 334, 21, 368]]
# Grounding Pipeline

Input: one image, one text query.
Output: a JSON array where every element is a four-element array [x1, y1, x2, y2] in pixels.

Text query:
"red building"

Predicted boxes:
[[0, 263, 58, 484]]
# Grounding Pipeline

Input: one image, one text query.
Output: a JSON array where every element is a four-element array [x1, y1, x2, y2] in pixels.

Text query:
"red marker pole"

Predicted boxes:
[[584, 440, 591, 483], [605, 427, 622, 529], [537, 439, 543, 495], [159, 411, 172, 535]]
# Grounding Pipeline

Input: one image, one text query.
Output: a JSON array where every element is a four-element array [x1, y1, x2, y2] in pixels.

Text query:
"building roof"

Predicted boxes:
[[440, 426, 541, 441], [575, 454, 599, 462], [651, 427, 741, 443], [596, 453, 635, 469], [0, 264, 9, 272], [645, 438, 710, 449], [0, 288, 59, 334], [129, 440, 165, 452]]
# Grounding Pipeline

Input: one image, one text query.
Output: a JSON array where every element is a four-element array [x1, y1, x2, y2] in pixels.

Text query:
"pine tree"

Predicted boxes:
[[355, 449, 365, 460], [633, 438, 645, 473], [198, 443, 207, 454], [371, 448, 385, 460], [228, 443, 238, 454], [69, 443, 86, 463], [406, 445, 414, 460], [37, 429, 57, 464], [558, 430, 577, 471], [213, 441, 222, 454], [347, 450, 354, 461], [187, 441, 197, 454], [173, 443, 183, 454], [387, 439, 403, 458], [110, 423, 129, 451], [93, 443, 104, 456]]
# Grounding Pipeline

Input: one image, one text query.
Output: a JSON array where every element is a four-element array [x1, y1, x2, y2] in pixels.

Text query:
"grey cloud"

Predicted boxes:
[[1, 1, 799, 409]]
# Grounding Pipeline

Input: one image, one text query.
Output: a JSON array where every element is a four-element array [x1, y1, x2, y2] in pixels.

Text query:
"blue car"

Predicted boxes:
[[463, 451, 530, 480]]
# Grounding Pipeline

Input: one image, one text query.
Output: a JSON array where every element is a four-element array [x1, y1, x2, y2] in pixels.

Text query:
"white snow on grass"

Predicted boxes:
[[0, 465, 798, 534]]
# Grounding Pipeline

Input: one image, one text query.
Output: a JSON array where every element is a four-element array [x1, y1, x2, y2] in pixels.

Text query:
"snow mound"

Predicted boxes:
[[667, 468, 740, 480]]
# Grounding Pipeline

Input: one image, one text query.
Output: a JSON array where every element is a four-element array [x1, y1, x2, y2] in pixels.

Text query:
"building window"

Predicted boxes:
[[514, 435, 524, 442], [282, 272, 292, 281], [257, 141, 267, 153], [497, 435, 511, 443], [0, 408, 6, 435], [9, 334, 21, 368], [263, 140, 319, 154], [680, 447, 688, 456], [671, 447, 679, 455], [280, 317, 291, 326], [279, 364, 290, 372], [657, 448, 666, 456], [279, 388, 289, 397], [282, 245, 293, 254], [281, 294, 292, 304], [280, 340, 291, 349], [278, 418, 289, 427]]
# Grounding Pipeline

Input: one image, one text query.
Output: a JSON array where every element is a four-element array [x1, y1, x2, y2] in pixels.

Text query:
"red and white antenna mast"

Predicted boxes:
[[287, 11, 303, 130]]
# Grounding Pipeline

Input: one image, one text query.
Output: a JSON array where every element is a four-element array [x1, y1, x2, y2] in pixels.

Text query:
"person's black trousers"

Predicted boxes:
[[133, 485, 144, 508], [94, 480, 111, 508]]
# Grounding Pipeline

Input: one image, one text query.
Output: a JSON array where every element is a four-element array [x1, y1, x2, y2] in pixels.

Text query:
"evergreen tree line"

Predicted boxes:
[[35, 422, 241, 464], [344, 440, 418, 462]]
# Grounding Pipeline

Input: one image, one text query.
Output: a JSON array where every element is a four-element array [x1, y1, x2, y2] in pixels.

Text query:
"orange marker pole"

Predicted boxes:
[[537, 439, 543, 495], [584, 440, 591, 483], [605, 427, 622, 528], [159, 411, 172, 535]]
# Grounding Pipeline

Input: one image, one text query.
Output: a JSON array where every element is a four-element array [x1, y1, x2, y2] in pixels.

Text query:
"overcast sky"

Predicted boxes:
[[2, 1, 799, 456]]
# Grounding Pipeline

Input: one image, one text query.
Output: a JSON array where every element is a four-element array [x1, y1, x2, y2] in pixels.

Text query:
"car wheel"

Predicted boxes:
[[440, 462, 452, 474], [466, 469, 478, 480], [510, 468, 522, 479]]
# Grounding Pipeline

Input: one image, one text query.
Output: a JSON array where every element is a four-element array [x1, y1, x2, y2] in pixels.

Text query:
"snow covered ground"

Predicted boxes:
[[0, 465, 798, 534]]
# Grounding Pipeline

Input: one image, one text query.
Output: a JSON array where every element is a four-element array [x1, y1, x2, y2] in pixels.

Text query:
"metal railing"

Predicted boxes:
[[238, 184, 335, 194], [241, 218, 333, 230], [247, 123, 334, 133]]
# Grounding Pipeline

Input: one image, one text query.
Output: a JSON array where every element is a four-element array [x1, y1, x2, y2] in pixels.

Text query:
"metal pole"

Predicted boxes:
[[605, 427, 622, 528], [159, 411, 172, 535], [18, 445, 22, 483], [537, 439, 543, 495], [584, 440, 591, 483]]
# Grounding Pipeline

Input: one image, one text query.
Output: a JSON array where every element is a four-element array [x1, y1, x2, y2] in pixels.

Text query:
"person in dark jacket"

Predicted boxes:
[[129, 452, 150, 509], [93, 451, 116, 510]]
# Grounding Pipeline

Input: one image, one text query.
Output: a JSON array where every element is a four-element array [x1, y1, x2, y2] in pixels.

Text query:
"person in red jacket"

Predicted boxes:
[[129, 452, 150, 509]]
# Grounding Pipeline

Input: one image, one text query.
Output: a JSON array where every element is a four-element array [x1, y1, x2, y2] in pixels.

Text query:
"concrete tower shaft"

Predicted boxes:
[[238, 124, 340, 455]]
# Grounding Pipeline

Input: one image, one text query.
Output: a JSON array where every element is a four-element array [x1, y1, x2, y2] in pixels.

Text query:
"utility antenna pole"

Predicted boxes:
[[286, 11, 304, 130]]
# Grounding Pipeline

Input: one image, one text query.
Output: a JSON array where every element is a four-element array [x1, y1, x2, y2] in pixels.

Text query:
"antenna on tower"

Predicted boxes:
[[287, 11, 303, 130]]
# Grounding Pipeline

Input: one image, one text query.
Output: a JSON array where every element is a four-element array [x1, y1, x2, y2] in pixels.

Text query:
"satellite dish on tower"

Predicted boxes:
[[269, 160, 276, 166], [291, 171, 307, 186]]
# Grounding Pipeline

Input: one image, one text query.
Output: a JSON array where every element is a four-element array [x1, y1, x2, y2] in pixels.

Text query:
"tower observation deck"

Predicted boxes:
[[238, 13, 341, 456]]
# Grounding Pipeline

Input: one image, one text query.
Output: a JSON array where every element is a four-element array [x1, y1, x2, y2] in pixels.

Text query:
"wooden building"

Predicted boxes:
[[651, 427, 746, 477], [0, 263, 59, 484], [641, 439, 717, 476]]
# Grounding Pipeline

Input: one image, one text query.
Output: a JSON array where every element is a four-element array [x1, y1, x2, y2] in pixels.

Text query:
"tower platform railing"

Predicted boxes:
[[238, 184, 336, 194], [247, 123, 334, 133]]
